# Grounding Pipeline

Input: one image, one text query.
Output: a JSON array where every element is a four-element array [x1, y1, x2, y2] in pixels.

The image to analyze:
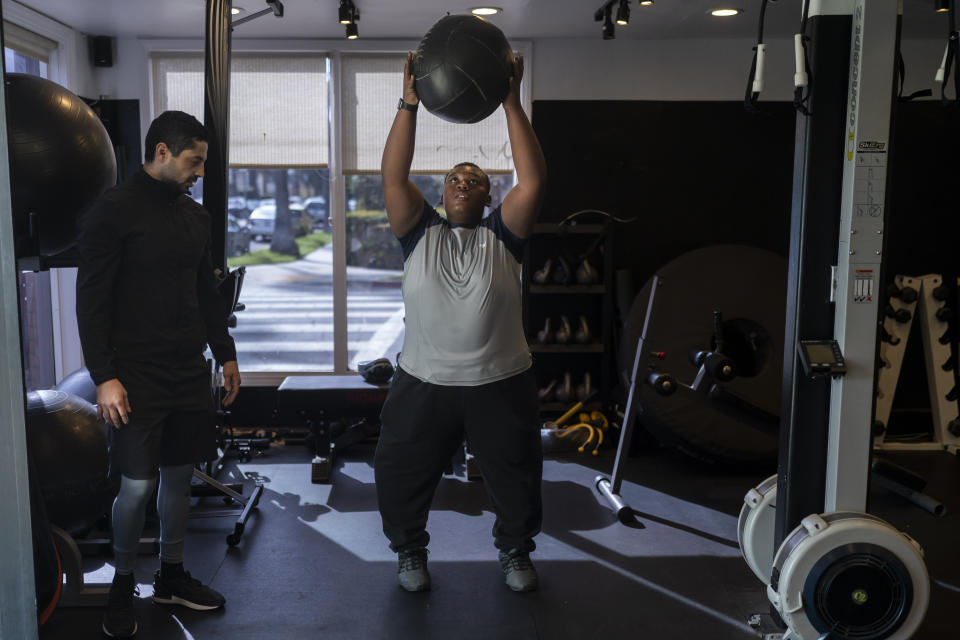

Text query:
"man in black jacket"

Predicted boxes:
[[77, 110, 241, 639]]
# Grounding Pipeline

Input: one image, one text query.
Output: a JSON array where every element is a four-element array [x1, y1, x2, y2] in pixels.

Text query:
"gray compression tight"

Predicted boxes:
[[111, 464, 194, 575]]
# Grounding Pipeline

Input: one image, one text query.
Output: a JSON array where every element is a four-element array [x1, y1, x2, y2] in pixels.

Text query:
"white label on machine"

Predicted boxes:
[[854, 270, 874, 303]]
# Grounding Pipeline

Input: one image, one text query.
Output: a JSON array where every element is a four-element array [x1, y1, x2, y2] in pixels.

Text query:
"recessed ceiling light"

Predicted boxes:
[[471, 7, 502, 16], [711, 8, 741, 17]]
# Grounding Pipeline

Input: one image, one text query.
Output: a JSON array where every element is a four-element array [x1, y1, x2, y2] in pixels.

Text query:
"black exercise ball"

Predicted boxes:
[[25, 390, 118, 536], [5, 73, 116, 256], [413, 14, 514, 124], [55, 366, 97, 404]]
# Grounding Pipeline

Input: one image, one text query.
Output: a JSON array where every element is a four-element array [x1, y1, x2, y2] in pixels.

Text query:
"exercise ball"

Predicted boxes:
[[25, 390, 118, 536], [5, 73, 116, 256], [619, 245, 787, 464], [55, 366, 97, 404], [413, 14, 514, 124]]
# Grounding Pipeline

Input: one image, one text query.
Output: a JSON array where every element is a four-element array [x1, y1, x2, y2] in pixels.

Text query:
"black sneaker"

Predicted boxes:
[[102, 572, 138, 638], [152, 569, 225, 611], [499, 549, 539, 592], [397, 548, 431, 592]]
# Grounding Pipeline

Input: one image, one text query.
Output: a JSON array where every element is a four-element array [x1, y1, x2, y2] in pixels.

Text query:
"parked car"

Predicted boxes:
[[302, 196, 328, 228], [247, 203, 307, 241], [226, 213, 251, 257]]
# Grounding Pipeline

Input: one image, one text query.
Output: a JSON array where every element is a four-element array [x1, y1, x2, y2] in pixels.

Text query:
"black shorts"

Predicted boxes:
[[108, 408, 217, 480]]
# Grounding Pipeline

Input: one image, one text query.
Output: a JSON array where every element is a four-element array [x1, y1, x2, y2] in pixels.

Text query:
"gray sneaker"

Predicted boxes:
[[499, 549, 538, 592], [397, 548, 431, 592]]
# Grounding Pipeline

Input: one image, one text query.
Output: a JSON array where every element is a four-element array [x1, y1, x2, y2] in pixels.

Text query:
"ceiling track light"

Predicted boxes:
[[935, 0, 951, 13], [340, 0, 359, 38], [616, 0, 630, 25], [339, 0, 357, 25], [603, 6, 615, 39], [594, 0, 618, 39]]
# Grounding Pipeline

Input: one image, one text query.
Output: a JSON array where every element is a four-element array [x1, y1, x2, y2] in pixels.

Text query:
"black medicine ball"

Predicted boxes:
[[413, 14, 514, 124]]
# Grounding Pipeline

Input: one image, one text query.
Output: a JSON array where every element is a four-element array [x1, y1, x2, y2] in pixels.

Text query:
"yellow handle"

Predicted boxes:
[[555, 401, 585, 426]]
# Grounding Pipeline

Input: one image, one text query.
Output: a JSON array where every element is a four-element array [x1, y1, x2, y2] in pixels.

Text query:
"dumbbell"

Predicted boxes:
[[886, 282, 918, 304], [884, 303, 911, 323]]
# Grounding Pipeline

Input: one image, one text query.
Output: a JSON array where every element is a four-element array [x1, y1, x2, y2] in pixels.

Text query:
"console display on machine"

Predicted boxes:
[[797, 339, 846, 377]]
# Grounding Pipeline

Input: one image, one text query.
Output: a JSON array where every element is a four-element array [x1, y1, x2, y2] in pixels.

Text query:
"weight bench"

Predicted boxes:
[[277, 375, 389, 483], [276, 374, 481, 483]]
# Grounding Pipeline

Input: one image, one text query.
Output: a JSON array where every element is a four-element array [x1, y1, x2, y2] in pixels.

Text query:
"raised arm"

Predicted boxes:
[[500, 54, 547, 239], [381, 51, 425, 238]]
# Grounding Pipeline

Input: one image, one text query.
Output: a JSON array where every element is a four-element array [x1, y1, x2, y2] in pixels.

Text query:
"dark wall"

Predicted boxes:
[[83, 98, 142, 183], [886, 101, 960, 280], [532, 100, 798, 289]]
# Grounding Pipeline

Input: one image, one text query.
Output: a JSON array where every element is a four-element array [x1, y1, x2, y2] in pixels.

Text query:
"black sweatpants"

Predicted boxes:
[[374, 367, 542, 554]]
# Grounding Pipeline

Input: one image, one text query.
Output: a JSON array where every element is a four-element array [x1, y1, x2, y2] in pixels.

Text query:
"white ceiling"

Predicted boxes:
[[12, 0, 951, 41]]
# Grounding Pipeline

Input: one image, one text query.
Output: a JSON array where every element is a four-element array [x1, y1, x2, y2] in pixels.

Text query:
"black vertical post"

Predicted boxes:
[[203, 0, 232, 273], [774, 13, 853, 550]]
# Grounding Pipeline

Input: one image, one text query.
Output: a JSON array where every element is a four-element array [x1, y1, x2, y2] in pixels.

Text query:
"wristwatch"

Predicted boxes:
[[397, 98, 419, 113]]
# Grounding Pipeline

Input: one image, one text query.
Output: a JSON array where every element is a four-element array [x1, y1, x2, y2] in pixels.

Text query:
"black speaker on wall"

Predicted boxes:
[[90, 36, 113, 67]]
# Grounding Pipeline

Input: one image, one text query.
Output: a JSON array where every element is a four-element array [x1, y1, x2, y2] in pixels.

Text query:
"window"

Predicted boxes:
[[151, 49, 517, 378], [153, 53, 335, 372], [340, 54, 515, 371], [4, 21, 56, 390], [3, 20, 52, 77]]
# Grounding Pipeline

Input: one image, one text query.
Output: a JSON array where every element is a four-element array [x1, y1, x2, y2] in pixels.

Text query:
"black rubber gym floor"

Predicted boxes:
[[39, 443, 959, 640]]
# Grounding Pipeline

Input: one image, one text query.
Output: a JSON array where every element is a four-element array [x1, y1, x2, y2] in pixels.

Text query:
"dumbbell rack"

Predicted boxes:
[[522, 222, 614, 412], [874, 273, 960, 454]]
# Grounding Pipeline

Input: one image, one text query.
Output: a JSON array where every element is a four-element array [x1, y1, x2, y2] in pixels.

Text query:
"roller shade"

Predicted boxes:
[[341, 54, 513, 174], [152, 53, 328, 168], [2, 21, 56, 62]]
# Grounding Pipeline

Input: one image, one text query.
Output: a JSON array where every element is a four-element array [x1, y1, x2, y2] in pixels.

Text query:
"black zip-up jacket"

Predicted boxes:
[[76, 169, 237, 388]]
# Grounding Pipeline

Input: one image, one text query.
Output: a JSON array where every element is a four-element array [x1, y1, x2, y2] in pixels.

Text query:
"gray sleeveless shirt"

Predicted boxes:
[[396, 202, 531, 385]]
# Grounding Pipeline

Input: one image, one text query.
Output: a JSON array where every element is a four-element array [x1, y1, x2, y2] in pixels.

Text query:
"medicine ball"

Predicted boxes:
[[5, 73, 116, 256], [25, 390, 118, 536], [413, 14, 514, 124]]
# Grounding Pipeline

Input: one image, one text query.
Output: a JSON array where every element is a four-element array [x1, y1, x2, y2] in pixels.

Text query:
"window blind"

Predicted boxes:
[[152, 53, 328, 167], [340, 54, 513, 174]]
